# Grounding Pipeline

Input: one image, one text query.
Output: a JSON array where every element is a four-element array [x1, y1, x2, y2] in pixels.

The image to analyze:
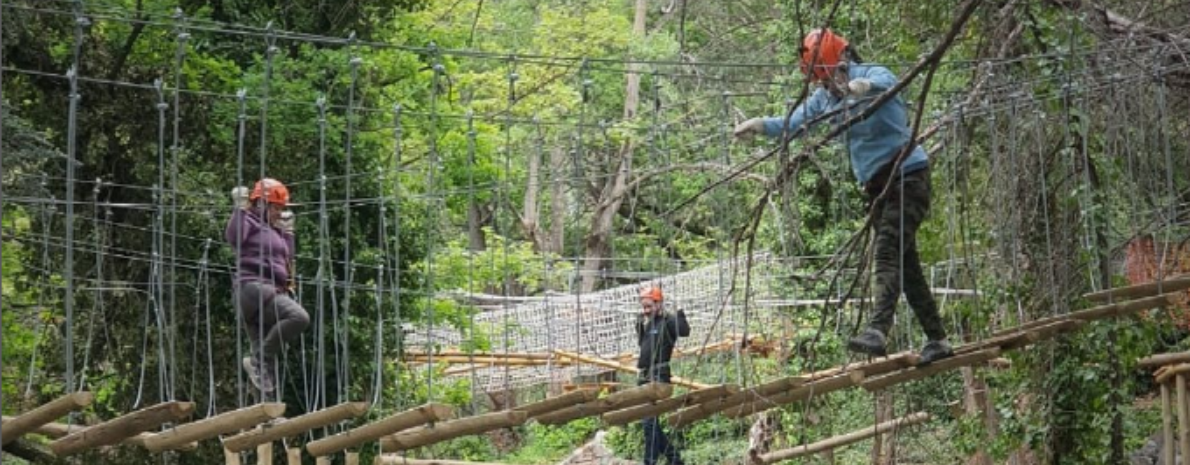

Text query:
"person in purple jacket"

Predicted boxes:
[[226, 178, 309, 396]]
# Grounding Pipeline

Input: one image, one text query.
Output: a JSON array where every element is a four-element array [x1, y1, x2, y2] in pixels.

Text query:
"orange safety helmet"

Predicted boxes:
[[639, 286, 663, 302], [800, 29, 849, 82], [249, 178, 291, 206]]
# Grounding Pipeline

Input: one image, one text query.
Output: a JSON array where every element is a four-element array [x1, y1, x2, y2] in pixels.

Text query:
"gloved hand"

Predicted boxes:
[[275, 210, 295, 234], [846, 78, 872, 96], [231, 186, 250, 209], [732, 118, 766, 140]]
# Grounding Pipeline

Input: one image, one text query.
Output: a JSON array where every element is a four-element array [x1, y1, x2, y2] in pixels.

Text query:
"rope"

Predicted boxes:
[[340, 42, 362, 405], [151, 80, 173, 402], [62, 3, 88, 396], [424, 46, 445, 401], [390, 103, 405, 411], [166, 10, 189, 402], [314, 95, 331, 414]]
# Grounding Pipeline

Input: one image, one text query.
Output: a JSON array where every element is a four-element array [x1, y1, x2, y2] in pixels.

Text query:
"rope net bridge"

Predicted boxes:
[[1, 0, 1188, 463]]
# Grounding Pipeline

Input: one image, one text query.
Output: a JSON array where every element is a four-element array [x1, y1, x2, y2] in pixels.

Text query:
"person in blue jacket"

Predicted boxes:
[[733, 29, 953, 365], [226, 178, 310, 396]]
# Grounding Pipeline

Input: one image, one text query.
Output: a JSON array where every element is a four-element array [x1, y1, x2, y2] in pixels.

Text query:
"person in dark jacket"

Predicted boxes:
[[733, 29, 952, 365], [635, 286, 689, 465], [226, 178, 310, 397]]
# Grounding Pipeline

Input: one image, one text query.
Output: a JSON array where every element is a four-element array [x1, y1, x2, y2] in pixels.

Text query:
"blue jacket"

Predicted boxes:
[[761, 62, 928, 184]]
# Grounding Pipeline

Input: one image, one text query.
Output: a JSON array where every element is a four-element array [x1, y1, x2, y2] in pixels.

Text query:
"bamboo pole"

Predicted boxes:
[[306, 403, 454, 457], [379, 411, 527, 452], [50, 401, 195, 456], [258, 442, 273, 465], [535, 383, 673, 426], [513, 390, 599, 419], [1084, 274, 1190, 302], [1162, 382, 1174, 465], [861, 349, 1001, 392], [1142, 352, 1190, 370], [1, 392, 94, 444], [757, 412, 931, 463], [1179, 374, 1190, 465], [286, 448, 302, 465], [224, 402, 371, 453], [601, 384, 738, 427], [551, 350, 710, 389], [144, 403, 286, 452]]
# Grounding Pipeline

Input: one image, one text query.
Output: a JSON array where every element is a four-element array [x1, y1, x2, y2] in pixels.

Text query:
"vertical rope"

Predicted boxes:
[[257, 25, 277, 400], [424, 45, 444, 401], [152, 80, 172, 401], [314, 95, 329, 413], [233, 89, 249, 408], [202, 239, 216, 416], [390, 103, 405, 410], [341, 41, 362, 403], [79, 180, 104, 391], [196, 240, 214, 416], [572, 61, 591, 381], [63, 3, 90, 396], [1155, 67, 1178, 284], [502, 61, 518, 398], [167, 8, 189, 400], [25, 177, 53, 398], [463, 109, 480, 410], [1, 0, 6, 444]]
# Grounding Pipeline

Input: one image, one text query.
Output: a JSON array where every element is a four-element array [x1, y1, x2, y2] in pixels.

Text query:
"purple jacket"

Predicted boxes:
[[224, 208, 294, 288]]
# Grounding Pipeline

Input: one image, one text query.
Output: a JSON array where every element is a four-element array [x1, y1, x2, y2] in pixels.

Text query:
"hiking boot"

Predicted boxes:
[[918, 340, 954, 366], [242, 356, 275, 394], [847, 328, 888, 357]]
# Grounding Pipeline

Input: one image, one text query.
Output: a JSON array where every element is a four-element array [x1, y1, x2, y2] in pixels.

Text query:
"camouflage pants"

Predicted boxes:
[[865, 167, 946, 341]]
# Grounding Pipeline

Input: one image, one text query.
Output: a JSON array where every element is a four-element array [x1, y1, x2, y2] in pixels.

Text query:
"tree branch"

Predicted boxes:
[[108, 0, 146, 80]]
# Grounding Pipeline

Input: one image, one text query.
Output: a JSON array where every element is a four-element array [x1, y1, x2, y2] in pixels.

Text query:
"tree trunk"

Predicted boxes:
[[467, 202, 487, 251], [547, 145, 567, 254], [747, 411, 780, 464], [961, 367, 995, 465], [871, 392, 895, 465], [578, 0, 647, 293]]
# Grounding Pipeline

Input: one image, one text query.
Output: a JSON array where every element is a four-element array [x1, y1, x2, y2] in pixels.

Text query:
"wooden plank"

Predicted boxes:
[[305, 403, 453, 457], [551, 350, 710, 389], [144, 403, 286, 452], [379, 411, 527, 452], [1084, 274, 1190, 302], [224, 402, 370, 453], [600, 384, 738, 427], [513, 390, 599, 419], [1, 392, 94, 444], [50, 401, 195, 456], [757, 412, 931, 463], [861, 349, 1000, 392], [535, 383, 673, 426], [1141, 352, 1190, 369]]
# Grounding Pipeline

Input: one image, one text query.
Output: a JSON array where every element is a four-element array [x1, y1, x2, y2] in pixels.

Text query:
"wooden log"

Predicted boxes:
[[305, 403, 454, 457], [224, 402, 371, 453], [1084, 274, 1190, 302], [0, 417, 199, 452], [601, 384, 738, 427], [144, 403, 286, 452], [404, 351, 554, 360], [346, 452, 360, 465], [50, 401, 195, 456], [286, 448, 302, 465], [374, 457, 509, 465], [258, 442, 274, 465], [379, 411, 527, 452], [1180, 374, 1190, 465], [1162, 382, 1174, 465], [316, 457, 331, 465], [513, 390, 599, 419], [1156, 364, 1190, 385], [535, 383, 673, 426], [1141, 352, 1190, 369], [757, 412, 931, 463], [725, 373, 861, 419], [552, 350, 710, 389], [861, 349, 1001, 392], [1070, 294, 1179, 322], [1, 392, 94, 444], [226, 448, 243, 465]]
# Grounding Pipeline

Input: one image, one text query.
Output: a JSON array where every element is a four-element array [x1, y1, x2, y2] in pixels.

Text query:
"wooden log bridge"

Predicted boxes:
[[601, 384, 738, 427], [143, 403, 286, 452], [305, 403, 454, 457], [223, 402, 370, 453], [1084, 273, 1190, 303], [552, 350, 710, 390], [0, 392, 94, 445], [535, 383, 673, 426], [50, 401, 195, 457], [861, 349, 1002, 392], [756, 412, 932, 464], [374, 457, 509, 465], [512, 390, 599, 419], [379, 411, 527, 452]]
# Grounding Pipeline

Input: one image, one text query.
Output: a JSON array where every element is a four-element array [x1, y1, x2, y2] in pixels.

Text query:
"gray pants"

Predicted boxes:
[[236, 281, 310, 361]]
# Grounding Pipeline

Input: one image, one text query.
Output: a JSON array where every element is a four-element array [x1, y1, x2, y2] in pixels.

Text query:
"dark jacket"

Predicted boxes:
[[635, 309, 690, 384], [224, 208, 294, 289]]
